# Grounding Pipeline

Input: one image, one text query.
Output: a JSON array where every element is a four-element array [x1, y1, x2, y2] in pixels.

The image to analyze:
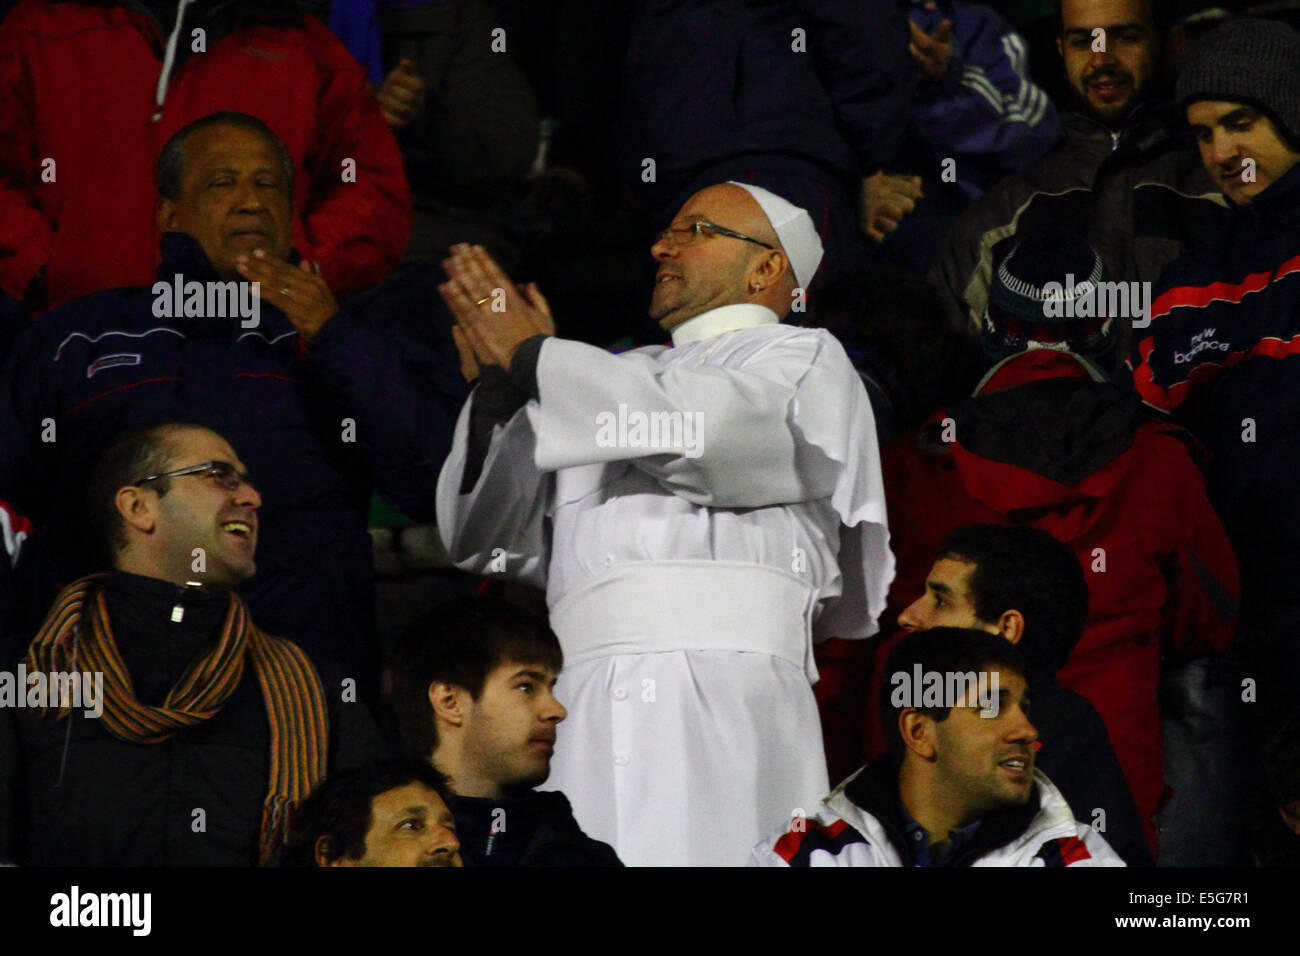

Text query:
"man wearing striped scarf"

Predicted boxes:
[[0, 422, 382, 866]]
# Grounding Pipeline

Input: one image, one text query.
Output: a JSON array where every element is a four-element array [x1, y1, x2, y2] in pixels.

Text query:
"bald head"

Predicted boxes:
[[709, 183, 780, 242], [649, 184, 798, 330]]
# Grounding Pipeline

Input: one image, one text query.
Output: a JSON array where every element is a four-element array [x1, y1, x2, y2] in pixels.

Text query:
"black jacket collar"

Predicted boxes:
[[447, 790, 586, 865]]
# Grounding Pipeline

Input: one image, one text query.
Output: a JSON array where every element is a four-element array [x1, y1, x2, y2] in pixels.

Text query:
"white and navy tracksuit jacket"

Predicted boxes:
[[749, 757, 1125, 867]]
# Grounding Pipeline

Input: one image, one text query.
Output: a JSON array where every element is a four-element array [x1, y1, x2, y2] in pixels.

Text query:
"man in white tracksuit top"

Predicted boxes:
[[749, 764, 1123, 867], [434, 182, 893, 866], [749, 627, 1125, 867]]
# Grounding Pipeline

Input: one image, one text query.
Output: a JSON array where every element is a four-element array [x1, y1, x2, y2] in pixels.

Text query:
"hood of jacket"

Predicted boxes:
[[919, 350, 1142, 519]]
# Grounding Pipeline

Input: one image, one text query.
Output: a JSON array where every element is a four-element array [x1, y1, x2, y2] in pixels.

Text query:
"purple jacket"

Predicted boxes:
[[907, 0, 1060, 198]]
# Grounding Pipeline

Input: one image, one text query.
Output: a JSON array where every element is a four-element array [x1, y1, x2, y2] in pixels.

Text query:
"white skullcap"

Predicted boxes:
[[726, 181, 824, 290]]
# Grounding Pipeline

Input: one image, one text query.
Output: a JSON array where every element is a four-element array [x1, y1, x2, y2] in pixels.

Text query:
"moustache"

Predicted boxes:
[[1085, 70, 1131, 85]]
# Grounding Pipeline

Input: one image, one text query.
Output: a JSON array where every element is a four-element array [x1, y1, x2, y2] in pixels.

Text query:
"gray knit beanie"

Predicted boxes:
[[1176, 18, 1300, 146], [982, 229, 1116, 365]]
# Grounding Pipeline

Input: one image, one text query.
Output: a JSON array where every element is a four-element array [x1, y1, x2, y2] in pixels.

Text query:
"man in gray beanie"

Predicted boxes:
[[1176, 17, 1300, 205], [1131, 18, 1300, 864]]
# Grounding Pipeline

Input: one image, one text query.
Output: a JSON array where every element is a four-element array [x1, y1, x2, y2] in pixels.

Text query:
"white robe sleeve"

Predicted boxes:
[[530, 331, 893, 639], [532, 333, 839, 505], [435, 393, 552, 589]]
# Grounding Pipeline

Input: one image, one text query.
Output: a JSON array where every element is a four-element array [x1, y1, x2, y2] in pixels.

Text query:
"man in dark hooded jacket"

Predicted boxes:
[[1128, 19, 1300, 864], [1130, 19, 1300, 724]]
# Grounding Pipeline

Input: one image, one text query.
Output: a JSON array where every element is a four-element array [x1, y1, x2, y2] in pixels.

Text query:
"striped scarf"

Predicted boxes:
[[25, 574, 329, 865]]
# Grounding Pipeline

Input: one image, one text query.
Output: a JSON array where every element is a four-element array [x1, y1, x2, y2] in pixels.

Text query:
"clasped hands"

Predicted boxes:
[[439, 243, 555, 381]]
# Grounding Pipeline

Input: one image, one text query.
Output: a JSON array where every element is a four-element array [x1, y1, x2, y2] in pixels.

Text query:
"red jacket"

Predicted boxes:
[[0, 0, 410, 310], [815, 349, 1239, 854]]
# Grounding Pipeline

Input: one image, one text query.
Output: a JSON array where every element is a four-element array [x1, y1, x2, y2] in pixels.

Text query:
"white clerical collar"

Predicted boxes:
[[670, 304, 780, 346]]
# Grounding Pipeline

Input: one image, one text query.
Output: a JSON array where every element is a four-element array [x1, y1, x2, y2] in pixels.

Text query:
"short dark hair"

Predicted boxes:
[[85, 422, 213, 564], [391, 597, 564, 758], [937, 524, 1089, 674], [880, 626, 1030, 761], [156, 111, 295, 201], [279, 759, 453, 867], [1054, 0, 1171, 37]]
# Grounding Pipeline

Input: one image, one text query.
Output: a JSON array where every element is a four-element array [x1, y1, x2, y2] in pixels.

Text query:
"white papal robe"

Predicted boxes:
[[435, 304, 893, 866]]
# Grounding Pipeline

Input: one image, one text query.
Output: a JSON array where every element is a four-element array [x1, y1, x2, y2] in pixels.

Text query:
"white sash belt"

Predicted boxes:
[[549, 561, 817, 679]]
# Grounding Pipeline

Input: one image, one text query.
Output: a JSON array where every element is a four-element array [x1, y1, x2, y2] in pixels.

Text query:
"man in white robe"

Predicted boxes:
[[435, 182, 894, 866]]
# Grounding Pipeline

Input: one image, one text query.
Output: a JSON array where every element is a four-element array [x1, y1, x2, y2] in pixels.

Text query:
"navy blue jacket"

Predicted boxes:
[[1131, 160, 1300, 611], [0, 233, 466, 685], [620, 0, 916, 217], [448, 790, 623, 867]]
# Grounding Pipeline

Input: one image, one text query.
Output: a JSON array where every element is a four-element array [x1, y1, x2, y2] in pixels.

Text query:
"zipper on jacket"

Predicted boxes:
[[153, 0, 197, 122], [54, 626, 85, 788]]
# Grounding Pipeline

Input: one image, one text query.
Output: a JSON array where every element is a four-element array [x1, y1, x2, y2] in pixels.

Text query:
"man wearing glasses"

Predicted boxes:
[[435, 181, 893, 866], [0, 423, 382, 866]]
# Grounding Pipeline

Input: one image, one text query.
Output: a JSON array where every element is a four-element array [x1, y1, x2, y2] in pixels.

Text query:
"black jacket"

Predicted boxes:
[[930, 100, 1231, 347], [448, 789, 622, 867], [0, 571, 386, 866]]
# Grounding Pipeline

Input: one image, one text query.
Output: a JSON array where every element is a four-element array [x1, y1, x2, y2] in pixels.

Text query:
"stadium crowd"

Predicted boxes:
[[0, 0, 1298, 868]]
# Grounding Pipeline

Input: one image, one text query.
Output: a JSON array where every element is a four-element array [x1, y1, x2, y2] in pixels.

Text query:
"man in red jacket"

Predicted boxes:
[[0, 0, 411, 312], [816, 228, 1240, 860]]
